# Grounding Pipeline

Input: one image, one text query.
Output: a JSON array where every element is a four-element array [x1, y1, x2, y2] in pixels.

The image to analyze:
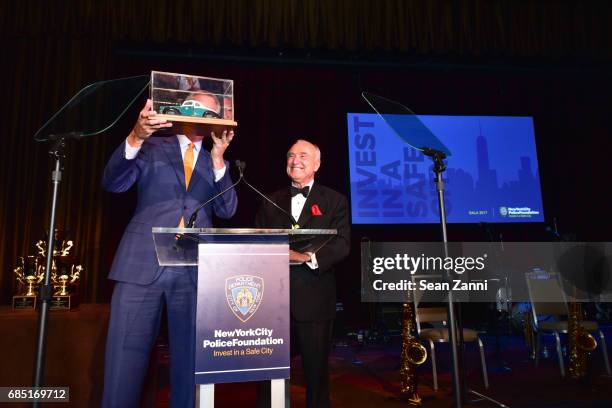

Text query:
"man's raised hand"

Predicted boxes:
[[128, 99, 172, 147]]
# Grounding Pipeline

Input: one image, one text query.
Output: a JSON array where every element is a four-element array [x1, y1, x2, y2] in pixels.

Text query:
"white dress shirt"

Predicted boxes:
[[124, 134, 226, 181], [291, 180, 319, 269]]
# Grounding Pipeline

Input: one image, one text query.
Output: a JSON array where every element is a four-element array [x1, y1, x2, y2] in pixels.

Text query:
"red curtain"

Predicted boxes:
[[1, 1, 611, 304]]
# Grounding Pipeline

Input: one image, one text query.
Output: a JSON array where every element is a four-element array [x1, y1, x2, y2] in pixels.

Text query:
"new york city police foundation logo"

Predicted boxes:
[[225, 275, 264, 322]]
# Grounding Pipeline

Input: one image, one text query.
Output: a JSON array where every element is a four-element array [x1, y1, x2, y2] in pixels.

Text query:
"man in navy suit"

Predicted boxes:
[[255, 140, 350, 408], [101, 95, 237, 407]]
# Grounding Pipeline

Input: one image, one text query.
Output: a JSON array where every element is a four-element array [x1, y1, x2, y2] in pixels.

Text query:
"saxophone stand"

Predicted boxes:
[[424, 148, 509, 408]]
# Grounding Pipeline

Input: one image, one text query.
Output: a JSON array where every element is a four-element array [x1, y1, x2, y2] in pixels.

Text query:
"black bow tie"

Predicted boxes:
[[291, 185, 310, 197]]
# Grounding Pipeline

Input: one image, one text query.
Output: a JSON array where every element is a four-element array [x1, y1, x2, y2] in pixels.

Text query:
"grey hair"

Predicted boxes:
[[291, 139, 321, 162]]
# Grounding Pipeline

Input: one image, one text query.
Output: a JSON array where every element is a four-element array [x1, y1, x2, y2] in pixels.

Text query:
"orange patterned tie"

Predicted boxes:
[[184, 143, 195, 188], [179, 143, 195, 228]]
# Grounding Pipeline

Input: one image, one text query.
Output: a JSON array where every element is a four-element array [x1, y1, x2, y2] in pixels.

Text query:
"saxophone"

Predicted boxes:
[[400, 303, 428, 405], [568, 300, 597, 379]]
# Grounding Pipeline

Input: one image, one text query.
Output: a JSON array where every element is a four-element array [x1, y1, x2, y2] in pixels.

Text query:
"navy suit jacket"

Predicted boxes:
[[255, 183, 350, 321], [103, 136, 238, 285]]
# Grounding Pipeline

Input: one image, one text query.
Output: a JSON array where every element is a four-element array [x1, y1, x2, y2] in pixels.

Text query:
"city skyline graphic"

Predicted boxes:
[[347, 113, 545, 224]]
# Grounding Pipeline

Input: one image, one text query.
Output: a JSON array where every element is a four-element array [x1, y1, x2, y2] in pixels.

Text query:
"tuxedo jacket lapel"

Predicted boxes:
[[296, 184, 321, 228], [161, 137, 186, 191]]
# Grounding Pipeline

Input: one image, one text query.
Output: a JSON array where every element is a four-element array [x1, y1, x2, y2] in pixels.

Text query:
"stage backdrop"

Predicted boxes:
[[2, 1, 612, 313]]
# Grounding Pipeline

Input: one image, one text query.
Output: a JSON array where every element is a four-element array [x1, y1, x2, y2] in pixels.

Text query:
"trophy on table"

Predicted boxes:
[[13, 256, 44, 310], [12, 230, 84, 310], [36, 229, 74, 258], [50, 260, 82, 310], [35, 230, 83, 309]]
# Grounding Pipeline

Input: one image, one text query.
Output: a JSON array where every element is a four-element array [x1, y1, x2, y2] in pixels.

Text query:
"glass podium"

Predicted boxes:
[[152, 227, 337, 408], [153, 227, 337, 266]]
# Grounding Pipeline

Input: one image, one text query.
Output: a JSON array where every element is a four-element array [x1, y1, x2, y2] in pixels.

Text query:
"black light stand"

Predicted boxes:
[[33, 133, 81, 408], [359, 90, 509, 406], [423, 147, 464, 407], [423, 148, 510, 408], [481, 223, 512, 374]]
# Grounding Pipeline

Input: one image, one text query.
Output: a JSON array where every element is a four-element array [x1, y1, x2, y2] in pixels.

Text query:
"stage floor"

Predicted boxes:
[[3, 305, 611, 407], [155, 331, 612, 407]]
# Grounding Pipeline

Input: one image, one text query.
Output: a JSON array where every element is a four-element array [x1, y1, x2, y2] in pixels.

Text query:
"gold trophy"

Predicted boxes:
[[13, 256, 44, 310], [51, 261, 82, 310], [36, 233, 74, 258], [37, 230, 81, 310], [12, 230, 83, 311]]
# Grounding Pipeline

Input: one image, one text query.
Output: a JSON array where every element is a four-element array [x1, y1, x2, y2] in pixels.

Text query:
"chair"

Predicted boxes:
[[525, 270, 611, 377], [412, 276, 489, 391]]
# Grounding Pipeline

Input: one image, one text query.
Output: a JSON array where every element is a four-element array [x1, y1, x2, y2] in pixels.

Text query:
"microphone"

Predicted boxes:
[[242, 172, 297, 228], [236, 159, 246, 178], [174, 161, 243, 251], [230, 159, 296, 226], [184, 159, 297, 231], [186, 160, 244, 228]]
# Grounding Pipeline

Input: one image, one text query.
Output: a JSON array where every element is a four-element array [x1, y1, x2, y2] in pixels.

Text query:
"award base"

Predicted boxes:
[[13, 295, 37, 310], [50, 294, 79, 310], [155, 115, 237, 137]]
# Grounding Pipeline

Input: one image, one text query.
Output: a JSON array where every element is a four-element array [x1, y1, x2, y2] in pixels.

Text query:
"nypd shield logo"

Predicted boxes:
[[225, 275, 264, 322]]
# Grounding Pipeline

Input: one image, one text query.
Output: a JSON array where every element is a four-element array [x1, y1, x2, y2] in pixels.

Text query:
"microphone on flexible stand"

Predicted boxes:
[[174, 160, 309, 267], [184, 159, 295, 230], [173, 161, 244, 251], [239, 164, 297, 228], [186, 160, 295, 228], [186, 160, 245, 228], [236, 159, 246, 178], [174, 160, 299, 251]]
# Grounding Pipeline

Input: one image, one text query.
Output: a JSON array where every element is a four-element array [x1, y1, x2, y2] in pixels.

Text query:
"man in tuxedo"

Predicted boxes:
[[255, 139, 350, 408], [101, 95, 237, 407]]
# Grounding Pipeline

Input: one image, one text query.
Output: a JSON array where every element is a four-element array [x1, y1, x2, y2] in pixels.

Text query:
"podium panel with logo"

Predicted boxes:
[[152, 228, 336, 408]]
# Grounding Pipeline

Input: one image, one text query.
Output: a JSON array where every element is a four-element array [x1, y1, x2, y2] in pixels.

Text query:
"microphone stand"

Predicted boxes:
[[33, 132, 82, 408], [185, 160, 295, 230], [186, 161, 245, 228], [176, 159, 296, 248], [423, 148, 463, 407], [423, 148, 509, 408], [172, 161, 246, 250]]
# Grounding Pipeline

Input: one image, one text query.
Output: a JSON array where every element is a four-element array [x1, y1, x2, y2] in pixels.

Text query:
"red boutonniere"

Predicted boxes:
[[311, 204, 323, 216]]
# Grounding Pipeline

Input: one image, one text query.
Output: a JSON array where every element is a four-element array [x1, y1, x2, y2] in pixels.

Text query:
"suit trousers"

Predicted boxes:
[[102, 267, 197, 408], [293, 319, 334, 408], [257, 319, 334, 408]]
